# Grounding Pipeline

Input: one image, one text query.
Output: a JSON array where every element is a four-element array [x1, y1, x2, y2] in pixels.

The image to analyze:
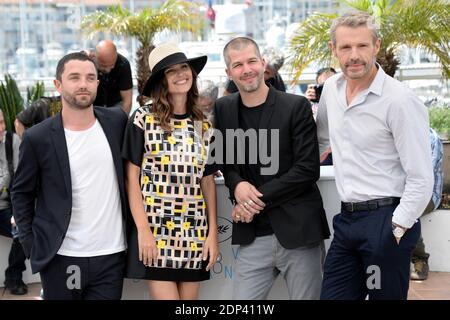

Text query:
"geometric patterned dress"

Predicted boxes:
[[122, 105, 215, 281]]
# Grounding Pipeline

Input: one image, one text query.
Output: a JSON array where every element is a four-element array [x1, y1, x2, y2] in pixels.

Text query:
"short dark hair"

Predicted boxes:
[[223, 37, 262, 67], [316, 67, 336, 82], [55, 52, 97, 81]]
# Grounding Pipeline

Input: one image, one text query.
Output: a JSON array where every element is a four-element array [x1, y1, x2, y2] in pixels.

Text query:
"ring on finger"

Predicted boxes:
[[247, 200, 254, 206]]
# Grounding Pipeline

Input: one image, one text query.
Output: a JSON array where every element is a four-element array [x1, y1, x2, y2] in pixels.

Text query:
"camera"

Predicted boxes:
[[311, 84, 324, 103]]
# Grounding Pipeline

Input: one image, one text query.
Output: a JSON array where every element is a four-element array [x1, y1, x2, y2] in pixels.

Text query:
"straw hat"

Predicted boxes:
[[142, 43, 207, 96]]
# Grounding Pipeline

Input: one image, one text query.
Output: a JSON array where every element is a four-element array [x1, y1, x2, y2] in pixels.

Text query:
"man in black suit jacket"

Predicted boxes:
[[214, 37, 330, 300], [11, 52, 128, 300]]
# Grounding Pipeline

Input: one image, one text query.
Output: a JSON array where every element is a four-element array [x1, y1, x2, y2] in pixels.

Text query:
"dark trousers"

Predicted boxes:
[[0, 207, 26, 284], [40, 251, 125, 300], [321, 204, 420, 300]]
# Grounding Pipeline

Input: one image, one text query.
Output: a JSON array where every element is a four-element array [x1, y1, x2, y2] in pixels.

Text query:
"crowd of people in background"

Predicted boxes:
[[0, 9, 445, 301]]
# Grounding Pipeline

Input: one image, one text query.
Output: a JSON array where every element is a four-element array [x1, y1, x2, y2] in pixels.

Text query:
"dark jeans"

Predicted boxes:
[[321, 204, 420, 300], [40, 252, 125, 300], [320, 152, 333, 166], [0, 207, 27, 284]]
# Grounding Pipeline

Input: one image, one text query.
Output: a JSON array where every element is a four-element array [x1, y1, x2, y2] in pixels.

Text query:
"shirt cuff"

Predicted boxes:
[[392, 208, 418, 229]]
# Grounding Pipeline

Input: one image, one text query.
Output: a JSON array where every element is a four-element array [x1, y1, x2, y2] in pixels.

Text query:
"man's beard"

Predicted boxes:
[[63, 91, 96, 110], [239, 73, 264, 93], [344, 58, 373, 80]]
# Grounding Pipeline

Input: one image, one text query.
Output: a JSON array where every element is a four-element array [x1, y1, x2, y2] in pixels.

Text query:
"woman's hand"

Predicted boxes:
[[138, 226, 158, 267], [203, 231, 219, 272]]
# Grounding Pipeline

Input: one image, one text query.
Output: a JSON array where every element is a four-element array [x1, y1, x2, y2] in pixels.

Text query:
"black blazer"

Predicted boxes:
[[214, 87, 330, 248], [11, 107, 129, 273]]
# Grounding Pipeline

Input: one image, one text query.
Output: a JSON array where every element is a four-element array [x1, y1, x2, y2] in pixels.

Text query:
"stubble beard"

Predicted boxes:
[[63, 91, 96, 110], [239, 73, 264, 93], [344, 57, 375, 80]]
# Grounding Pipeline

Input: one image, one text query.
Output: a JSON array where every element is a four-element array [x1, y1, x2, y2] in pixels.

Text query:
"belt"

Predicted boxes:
[[341, 197, 400, 213]]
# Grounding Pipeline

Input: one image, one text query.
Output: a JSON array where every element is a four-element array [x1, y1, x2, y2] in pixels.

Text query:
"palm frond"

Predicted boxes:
[[80, 1, 202, 105], [81, 5, 133, 39], [81, 0, 201, 47], [288, 12, 337, 83], [342, 0, 373, 13], [384, 0, 450, 78], [288, 0, 450, 81], [0, 75, 24, 132], [26, 81, 45, 106]]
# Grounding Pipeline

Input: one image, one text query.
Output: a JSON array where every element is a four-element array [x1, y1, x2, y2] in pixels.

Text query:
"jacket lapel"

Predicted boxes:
[[228, 93, 240, 129], [226, 93, 242, 176], [94, 109, 124, 195], [50, 113, 72, 196], [258, 86, 276, 130]]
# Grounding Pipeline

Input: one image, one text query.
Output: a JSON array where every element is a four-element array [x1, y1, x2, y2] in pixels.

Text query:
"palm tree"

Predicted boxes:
[[81, 0, 202, 105], [288, 0, 450, 82]]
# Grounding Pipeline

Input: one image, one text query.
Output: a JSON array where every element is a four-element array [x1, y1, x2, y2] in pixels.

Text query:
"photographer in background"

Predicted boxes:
[[306, 67, 337, 117], [306, 67, 336, 165]]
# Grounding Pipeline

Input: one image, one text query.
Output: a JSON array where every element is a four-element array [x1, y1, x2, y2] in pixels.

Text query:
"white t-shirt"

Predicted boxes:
[[58, 120, 126, 257]]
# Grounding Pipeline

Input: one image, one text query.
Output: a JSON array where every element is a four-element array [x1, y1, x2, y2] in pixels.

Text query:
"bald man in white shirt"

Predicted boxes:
[[316, 11, 433, 300]]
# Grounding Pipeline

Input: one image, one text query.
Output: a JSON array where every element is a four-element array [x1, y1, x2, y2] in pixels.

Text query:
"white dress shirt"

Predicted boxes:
[[316, 66, 433, 228]]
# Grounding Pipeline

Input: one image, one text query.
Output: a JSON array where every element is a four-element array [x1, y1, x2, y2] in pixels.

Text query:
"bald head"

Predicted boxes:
[[96, 40, 118, 73]]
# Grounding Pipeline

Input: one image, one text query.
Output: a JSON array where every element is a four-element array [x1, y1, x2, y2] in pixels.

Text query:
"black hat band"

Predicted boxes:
[[152, 52, 189, 76]]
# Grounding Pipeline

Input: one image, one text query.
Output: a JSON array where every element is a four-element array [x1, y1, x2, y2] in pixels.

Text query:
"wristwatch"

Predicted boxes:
[[392, 224, 406, 238]]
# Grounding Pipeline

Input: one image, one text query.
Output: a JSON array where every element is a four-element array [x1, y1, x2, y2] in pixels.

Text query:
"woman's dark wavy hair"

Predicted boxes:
[[148, 66, 204, 133]]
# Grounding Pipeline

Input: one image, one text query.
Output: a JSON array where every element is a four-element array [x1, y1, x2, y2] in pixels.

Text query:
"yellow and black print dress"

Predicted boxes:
[[122, 105, 215, 281]]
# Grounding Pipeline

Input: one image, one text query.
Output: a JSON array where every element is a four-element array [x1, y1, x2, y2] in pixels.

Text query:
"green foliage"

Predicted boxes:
[[289, 0, 450, 83], [81, 0, 202, 47], [26, 81, 45, 106], [0, 74, 24, 132], [287, 12, 336, 82], [81, 0, 202, 104], [428, 105, 450, 138]]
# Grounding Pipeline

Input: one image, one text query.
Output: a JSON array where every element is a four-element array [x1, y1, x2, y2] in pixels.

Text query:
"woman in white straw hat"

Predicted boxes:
[[122, 43, 218, 300]]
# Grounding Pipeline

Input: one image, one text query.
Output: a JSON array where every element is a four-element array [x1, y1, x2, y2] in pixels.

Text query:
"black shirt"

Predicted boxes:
[[94, 53, 133, 107], [238, 99, 274, 237]]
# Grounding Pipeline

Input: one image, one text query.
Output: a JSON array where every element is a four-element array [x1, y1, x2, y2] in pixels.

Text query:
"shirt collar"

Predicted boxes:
[[367, 63, 385, 97], [335, 63, 385, 97]]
